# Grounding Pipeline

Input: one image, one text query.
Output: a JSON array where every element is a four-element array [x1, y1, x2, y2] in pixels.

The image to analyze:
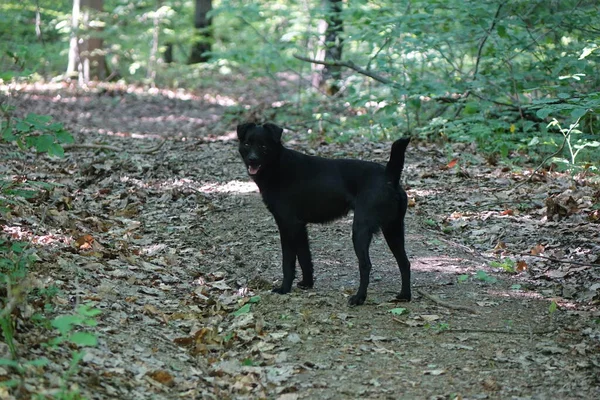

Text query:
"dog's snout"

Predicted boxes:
[[247, 152, 259, 163]]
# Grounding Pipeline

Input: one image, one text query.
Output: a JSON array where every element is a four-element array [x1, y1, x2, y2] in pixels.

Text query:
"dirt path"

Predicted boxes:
[[1, 86, 599, 399]]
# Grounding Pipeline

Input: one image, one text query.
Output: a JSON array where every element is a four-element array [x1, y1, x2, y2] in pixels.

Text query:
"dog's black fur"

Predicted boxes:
[[237, 122, 411, 305]]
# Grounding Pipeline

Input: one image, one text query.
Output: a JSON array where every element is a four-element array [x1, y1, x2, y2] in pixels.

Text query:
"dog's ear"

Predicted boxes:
[[263, 123, 283, 143], [237, 123, 256, 141]]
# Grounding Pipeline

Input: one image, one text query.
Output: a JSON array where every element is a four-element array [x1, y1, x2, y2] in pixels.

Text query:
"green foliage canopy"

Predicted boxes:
[[1, 0, 599, 164]]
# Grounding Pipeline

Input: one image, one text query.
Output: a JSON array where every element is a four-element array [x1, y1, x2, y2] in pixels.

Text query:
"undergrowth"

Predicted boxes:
[[0, 104, 100, 399]]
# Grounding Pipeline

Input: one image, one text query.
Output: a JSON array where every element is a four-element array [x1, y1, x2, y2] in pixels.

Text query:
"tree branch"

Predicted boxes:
[[294, 54, 400, 89], [473, 2, 506, 80]]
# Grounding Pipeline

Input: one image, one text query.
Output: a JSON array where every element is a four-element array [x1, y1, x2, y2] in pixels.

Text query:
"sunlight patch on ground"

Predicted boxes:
[[124, 177, 258, 194], [413, 256, 477, 273], [2, 225, 71, 247], [183, 131, 238, 142], [201, 93, 237, 106], [80, 126, 237, 142], [1, 83, 238, 106], [485, 287, 581, 310], [486, 288, 545, 300], [409, 188, 442, 198], [78, 126, 164, 140], [198, 180, 257, 194]]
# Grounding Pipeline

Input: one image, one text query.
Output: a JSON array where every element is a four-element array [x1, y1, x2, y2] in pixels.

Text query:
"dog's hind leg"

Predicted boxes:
[[382, 218, 411, 301], [296, 226, 315, 289], [349, 214, 377, 306]]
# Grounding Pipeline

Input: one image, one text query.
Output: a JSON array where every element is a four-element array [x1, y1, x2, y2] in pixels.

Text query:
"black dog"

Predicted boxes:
[[237, 123, 411, 305]]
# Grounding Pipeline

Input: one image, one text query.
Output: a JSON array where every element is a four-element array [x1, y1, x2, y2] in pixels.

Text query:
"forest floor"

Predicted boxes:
[[1, 77, 599, 400]]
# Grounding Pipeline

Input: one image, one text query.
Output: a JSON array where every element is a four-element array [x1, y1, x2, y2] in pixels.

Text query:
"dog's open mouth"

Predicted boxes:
[[248, 165, 261, 175]]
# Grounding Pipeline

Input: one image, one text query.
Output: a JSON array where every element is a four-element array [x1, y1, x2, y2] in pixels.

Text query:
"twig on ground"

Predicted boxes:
[[138, 139, 166, 154], [468, 195, 547, 208], [429, 233, 600, 268], [63, 143, 122, 152], [416, 289, 478, 314], [502, 248, 600, 268], [437, 326, 557, 335], [392, 316, 557, 335]]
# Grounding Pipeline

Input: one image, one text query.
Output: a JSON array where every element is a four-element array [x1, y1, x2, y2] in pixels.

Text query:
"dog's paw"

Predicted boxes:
[[348, 294, 366, 306], [297, 280, 314, 290], [272, 286, 291, 295], [396, 291, 412, 302]]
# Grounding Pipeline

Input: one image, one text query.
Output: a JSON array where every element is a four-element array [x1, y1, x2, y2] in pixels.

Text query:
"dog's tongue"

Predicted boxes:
[[248, 165, 260, 175]]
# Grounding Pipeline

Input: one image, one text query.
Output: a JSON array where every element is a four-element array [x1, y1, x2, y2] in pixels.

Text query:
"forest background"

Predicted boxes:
[[1, 1, 599, 398], [2, 0, 599, 161]]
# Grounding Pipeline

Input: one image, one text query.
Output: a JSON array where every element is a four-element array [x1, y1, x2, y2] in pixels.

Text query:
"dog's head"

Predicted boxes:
[[237, 123, 283, 177]]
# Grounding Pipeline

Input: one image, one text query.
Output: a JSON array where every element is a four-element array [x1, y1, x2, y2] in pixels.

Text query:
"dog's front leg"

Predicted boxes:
[[272, 223, 298, 294]]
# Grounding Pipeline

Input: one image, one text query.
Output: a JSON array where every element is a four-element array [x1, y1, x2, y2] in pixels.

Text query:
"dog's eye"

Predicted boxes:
[[260, 145, 267, 150], [243, 143, 250, 147]]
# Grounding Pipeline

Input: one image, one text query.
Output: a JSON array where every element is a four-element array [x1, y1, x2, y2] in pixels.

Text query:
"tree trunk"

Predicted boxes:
[[164, 43, 174, 64], [66, 0, 107, 83], [82, 0, 107, 81], [319, 0, 344, 95], [188, 0, 213, 64], [148, 3, 161, 84], [35, 0, 44, 43], [66, 0, 80, 79]]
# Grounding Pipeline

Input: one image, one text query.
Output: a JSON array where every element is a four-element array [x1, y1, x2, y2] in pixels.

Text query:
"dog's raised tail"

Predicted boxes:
[[385, 137, 410, 184]]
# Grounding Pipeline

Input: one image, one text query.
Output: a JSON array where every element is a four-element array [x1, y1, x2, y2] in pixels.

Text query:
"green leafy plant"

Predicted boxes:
[[474, 270, 498, 284], [232, 295, 260, 316], [0, 178, 56, 215], [388, 307, 408, 316], [0, 239, 38, 360], [546, 116, 600, 171], [1, 106, 74, 157], [241, 358, 255, 366], [0, 240, 53, 394], [424, 219, 437, 228], [50, 304, 101, 347], [47, 304, 101, 397], [490, 258, 516, 273], [233, 303, 251, 316], [0, 101, 89, 399], [0, 357, 49, 389], [0, 105, 66, 215], [458, 270, 499, 284], [0, 239, 35, 281], [427, 322, 450, 333], [549, 300, 558, 315]]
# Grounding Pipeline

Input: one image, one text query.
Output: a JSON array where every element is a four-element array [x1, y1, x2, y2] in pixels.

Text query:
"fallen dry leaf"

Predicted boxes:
[[531, 244, 545, 255], [74, 234, 94, 249], [147, 370, 175, 387]]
